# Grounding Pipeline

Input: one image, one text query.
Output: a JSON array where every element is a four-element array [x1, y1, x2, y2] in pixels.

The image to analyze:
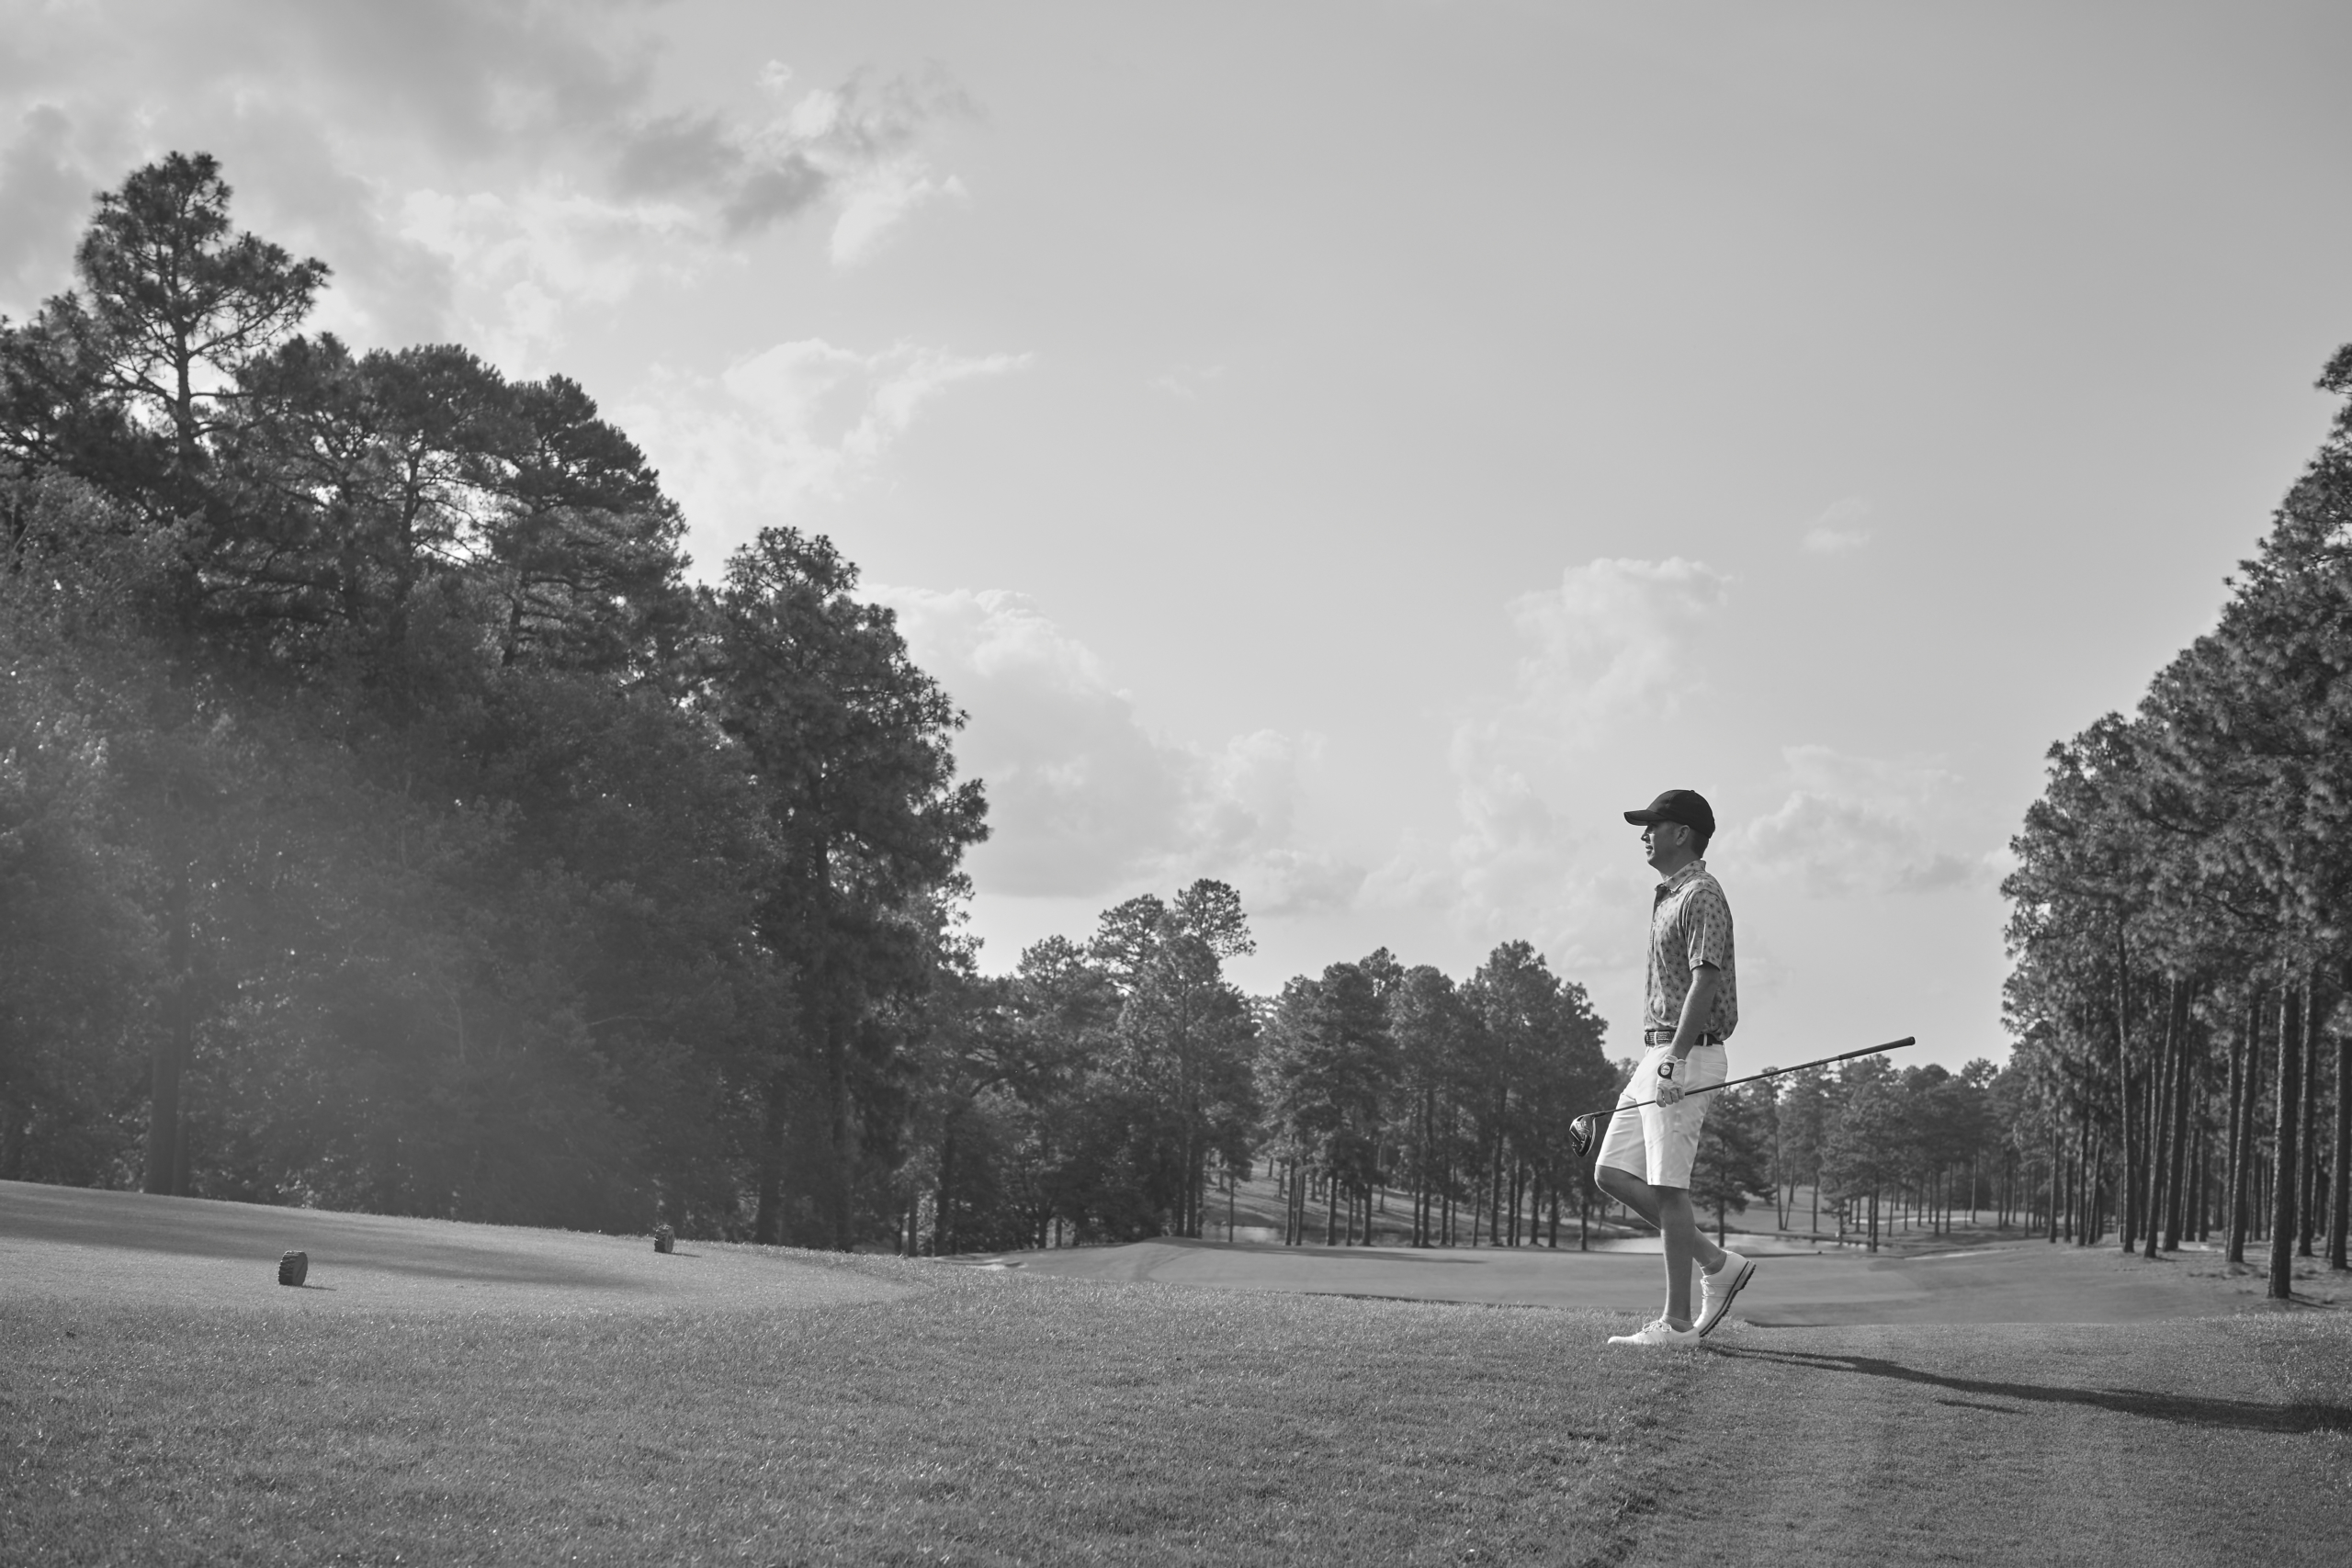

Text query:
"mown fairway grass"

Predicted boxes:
[[4, 1254, 1686, 1567]]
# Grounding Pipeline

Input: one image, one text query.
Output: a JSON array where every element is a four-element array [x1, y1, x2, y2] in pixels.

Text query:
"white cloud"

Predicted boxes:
[[0, 104, 101, 301], [1502, 557, 1731, 728], [1186, 730, 1366, 916], [881, 587, 1182, 897], [706, 68, 975, 248], [1734, 745, 1994, 897], [876, 589, 1363, 912], [620, 337, 1033, 564], [1151, 362, 1227, 400], [1365, 557, 1735, 993], [1739, 792, 1973, 896], [0, 14, 973, 343], [399, 182, 695, 364], [831, 163, 967, 267], [1802, 495, 1873, 555]]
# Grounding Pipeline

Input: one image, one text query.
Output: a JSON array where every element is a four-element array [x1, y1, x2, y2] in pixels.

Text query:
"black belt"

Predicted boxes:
[[1644, 1029, 1723, 1046]]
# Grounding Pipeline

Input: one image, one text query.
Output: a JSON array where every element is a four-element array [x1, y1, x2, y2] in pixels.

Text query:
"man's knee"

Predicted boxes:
[[1596, 1164, 1643, 1202]]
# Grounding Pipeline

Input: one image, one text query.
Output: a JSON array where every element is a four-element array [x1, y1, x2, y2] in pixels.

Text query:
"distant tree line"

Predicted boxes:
[[1751, 1057, 2007, 1251], [1997, 346, 2352, 1299], [1256, 942, 1612, 1249]]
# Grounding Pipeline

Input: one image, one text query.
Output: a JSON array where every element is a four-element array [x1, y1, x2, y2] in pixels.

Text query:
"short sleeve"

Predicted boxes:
[[1681, 886, 1733, 972]]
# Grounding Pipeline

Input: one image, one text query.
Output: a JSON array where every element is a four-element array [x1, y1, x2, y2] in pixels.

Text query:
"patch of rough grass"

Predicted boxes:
[[3, 1253, 1679, 1566]]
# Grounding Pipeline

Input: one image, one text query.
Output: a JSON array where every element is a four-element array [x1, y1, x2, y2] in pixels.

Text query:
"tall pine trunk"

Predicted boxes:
[[2093, 1133, 2105, 1242], [2164, 981, 2194, 1250], [2299, 986, 2321, 1258], [753, 1069, 791, 1245], [1486, 1091, 1507, 1247], [2229, 988, 2262, 1266], [2113, 931, 2142, 1254], [2061, 1125, 2075, 1243], [2331, 1003, 2349, 1271], [934, 1108, 959, 1256], [2143, 976, 2177, 1259], [1426, 1088, 1439, 1246], [2192, 1125, 2210, 1243], [826, 1020, 854, 1251], [2267, 983, 2303, 1301], [2222, 990, 2245, 1251], [142, 863, 196, 1197]]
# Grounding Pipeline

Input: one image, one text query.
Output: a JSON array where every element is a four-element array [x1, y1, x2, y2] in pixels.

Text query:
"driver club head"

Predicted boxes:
[[1568, 1115, 1598, 1159]]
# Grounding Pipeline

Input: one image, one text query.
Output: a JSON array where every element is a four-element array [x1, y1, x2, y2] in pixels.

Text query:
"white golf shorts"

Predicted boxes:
[[1595, 1043, 1727, 1190]]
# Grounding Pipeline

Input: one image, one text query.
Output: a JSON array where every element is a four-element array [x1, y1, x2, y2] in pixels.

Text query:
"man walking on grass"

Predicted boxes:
[[1595, 789, 1754, 1347]]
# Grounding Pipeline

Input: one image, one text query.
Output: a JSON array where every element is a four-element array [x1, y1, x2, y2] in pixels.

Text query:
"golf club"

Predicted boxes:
[[1566, 1035, 1918, 1158]]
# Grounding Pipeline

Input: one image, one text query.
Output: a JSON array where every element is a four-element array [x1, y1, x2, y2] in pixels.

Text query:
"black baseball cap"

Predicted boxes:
[[1623, 789, 1715, 839]]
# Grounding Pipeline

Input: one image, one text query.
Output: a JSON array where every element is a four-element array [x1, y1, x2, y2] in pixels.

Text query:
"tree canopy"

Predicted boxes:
[[1997, 344, 2352, 1295]]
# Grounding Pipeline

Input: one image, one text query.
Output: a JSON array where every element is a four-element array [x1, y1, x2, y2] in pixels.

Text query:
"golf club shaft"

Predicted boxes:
[[1585, 1035, 1917, 1122]]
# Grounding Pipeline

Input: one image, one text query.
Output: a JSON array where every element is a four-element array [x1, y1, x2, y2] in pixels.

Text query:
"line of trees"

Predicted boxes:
[[17, 156, 2340, 1270], [0, 153, 981, 1247], [900, 884, 1262, 1253], [1257, 942, 1615, 1249], [1751, 1058, 2008, 1252], [1998, 345, 2352, 1299], [1604, 1052, 2231, 1259]]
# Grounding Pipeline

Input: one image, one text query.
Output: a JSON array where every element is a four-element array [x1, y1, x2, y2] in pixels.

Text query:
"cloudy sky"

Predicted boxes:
[[6, 1, 2348, 1069]]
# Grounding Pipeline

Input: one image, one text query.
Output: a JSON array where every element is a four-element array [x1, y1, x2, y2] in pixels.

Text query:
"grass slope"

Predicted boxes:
[[4, 1184, 1683, 1565], [0, 1180, 900, 1315], [7, 1183, 2348, 1566], [6, 1265, 1679, 1566], [989, 1234, 2329, 1328]]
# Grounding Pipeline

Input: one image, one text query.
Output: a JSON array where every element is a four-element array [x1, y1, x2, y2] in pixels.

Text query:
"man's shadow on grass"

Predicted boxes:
[[1708, 1345, 2352, 1436]]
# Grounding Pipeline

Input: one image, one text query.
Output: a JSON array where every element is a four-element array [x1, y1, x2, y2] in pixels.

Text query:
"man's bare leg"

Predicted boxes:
[[1656, 1187, 1710, 1327], [1598, 1165, 1726, 1329]]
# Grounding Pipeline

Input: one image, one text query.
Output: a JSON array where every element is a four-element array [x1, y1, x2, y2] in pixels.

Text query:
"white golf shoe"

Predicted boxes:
[[1696, 1249, 1755, 1337], [1606, 1317, 1702, 1348]]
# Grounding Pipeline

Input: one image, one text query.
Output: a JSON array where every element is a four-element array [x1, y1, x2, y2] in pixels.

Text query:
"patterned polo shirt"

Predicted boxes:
[[1645, 859, 1737, 1041]]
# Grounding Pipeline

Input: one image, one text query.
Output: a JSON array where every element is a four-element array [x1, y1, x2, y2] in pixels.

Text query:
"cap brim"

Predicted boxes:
[[1623, 809, 1668, 825]]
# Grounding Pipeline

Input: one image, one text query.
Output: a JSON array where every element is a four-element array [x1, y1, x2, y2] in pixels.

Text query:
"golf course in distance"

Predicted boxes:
[[6, 1179, 2347, 1566]]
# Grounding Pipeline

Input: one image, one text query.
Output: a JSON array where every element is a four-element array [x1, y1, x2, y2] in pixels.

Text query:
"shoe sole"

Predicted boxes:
[[1696, 1258, 1755, 1338]]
